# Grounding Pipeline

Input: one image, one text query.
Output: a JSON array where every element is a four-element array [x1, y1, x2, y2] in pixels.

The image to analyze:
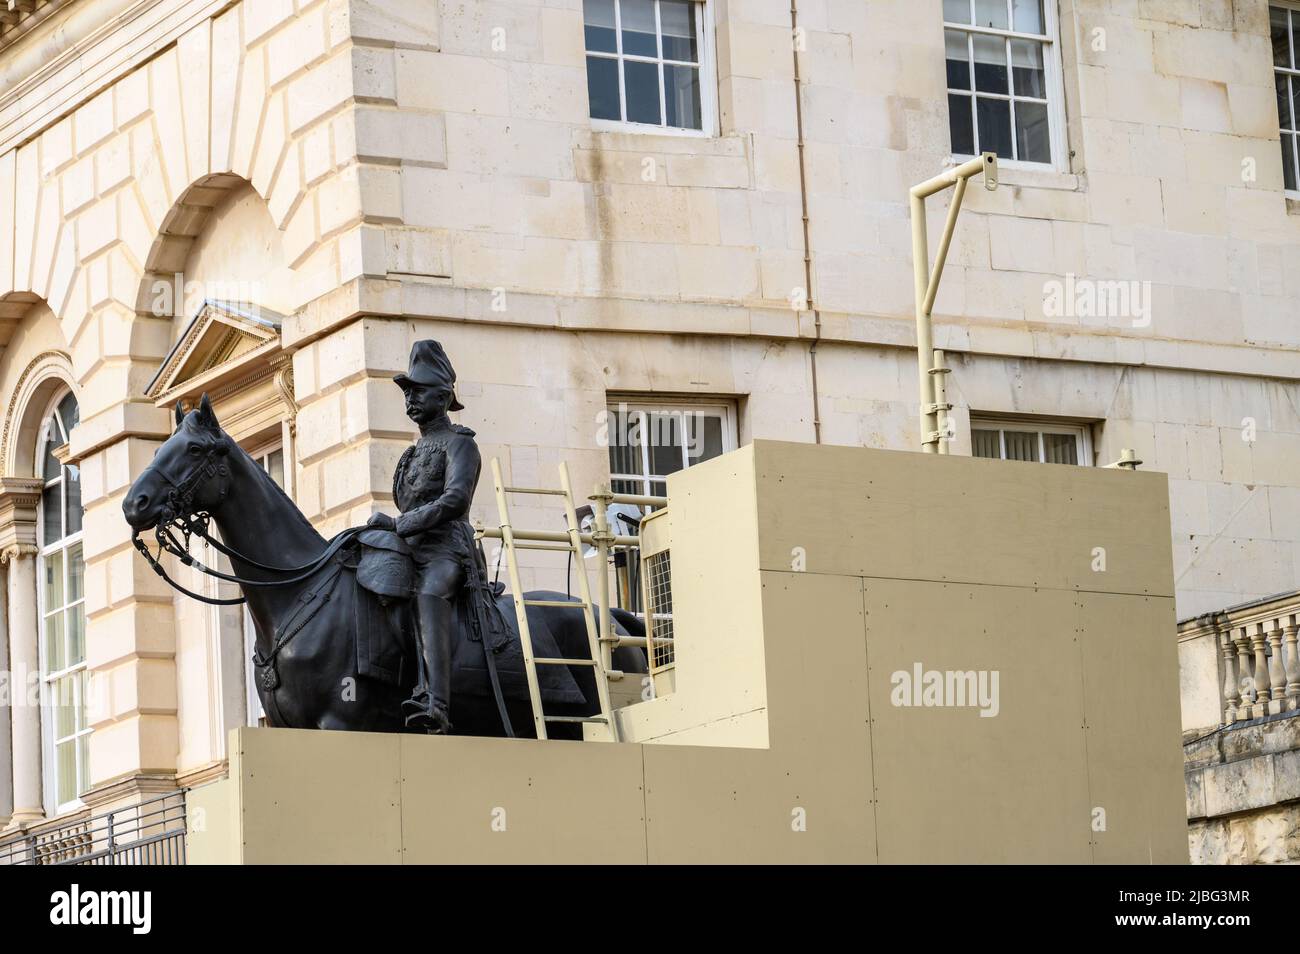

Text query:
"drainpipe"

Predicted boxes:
[[910, 152, 997, 452], [790, 0, 821, 443]]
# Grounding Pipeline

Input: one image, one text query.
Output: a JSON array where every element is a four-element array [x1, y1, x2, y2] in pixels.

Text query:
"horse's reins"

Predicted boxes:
[[131, 442, 359, 606]]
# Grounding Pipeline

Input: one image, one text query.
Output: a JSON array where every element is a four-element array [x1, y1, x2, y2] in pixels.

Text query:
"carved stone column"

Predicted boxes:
[[0, 559, 9, 828], [1267, 619, 1287, 714], [1283, 614, 1300, 708], [3, 545, 44, 829], [1220, 625, 1240, 724], [0, 478, 42, 831], [1235, 627, 1255, 708], [0, 478, 44, 831], [1251, 623, 1271, 719]]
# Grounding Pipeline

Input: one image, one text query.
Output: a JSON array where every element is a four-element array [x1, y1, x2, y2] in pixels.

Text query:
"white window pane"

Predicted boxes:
[[69, 605, 86, 666], [584, 0, 617, 53], [1012, 0, 1043, 34], [1283, 134, 1297, 192], [623, 59, 662, 124], [972, 429, 1001, 459], [77, 734, 88, 793], [56, 392, 79, 435], [972, 33, 1008, 94], [660, 0, 698, 61], [42, 483, 62, 545], [44, 548, 65, 612], [664, 63, 702, 129], [56, 739, 78, 805], [1273, 5, 1291, 68], [41, 429, 61, 480], [1042, 432, 1079, 465], [54, 675, 77, 739], [1003, 430, 1038, 462], [64, 463, 82, 536], [267, 448, 285, 488], [946, 29, 971, 90], [944, 0, 972, 24], [68, 541, 84, 603], [974, 0, 1008, 30], [1011, 39, 1045, 97], [686, 413, 724, 464], [976, 96, 1012, 158], [620, 0, 659, 57], [44, 610, 65, 672], [647, 412, 683, 476], [949, 94, 975, 154], [587, 55, 621, 120], [77, 671, 89, 732], [1279, 74, 1294, 132], [1015, 99, 1050, 163], [607, 406, 642, 474]]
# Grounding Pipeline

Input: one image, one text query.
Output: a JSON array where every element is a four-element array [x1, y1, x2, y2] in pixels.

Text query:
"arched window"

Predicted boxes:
[[36, 390, 87, 812]]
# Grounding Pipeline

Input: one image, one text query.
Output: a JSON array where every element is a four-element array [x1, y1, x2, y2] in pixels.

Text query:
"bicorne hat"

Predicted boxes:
[[393, 339, 465, 411]]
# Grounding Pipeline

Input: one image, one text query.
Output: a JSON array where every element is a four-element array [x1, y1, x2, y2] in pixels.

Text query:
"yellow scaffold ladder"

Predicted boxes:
[[489, 458, 618, 742]]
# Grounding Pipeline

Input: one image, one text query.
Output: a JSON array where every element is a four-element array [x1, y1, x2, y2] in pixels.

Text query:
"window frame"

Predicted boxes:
[[34, 389, 89, 817], [942, 0, 1068, 172], [584, 0, 720, 138], [605, 397, 738, 497], [1272, 2, 1300, 197], [969, 415, 1093, 466]]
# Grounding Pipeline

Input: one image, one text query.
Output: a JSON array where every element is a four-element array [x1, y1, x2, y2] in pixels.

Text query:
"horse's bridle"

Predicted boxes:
[[131, 441, 358, 606]]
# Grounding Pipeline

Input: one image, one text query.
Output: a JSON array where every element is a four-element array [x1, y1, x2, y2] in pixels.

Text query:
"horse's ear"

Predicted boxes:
[[174, 401, 185, 428], [195, 393, 219, 431]]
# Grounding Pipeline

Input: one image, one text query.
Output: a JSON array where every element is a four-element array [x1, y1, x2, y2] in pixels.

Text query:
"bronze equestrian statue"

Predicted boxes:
[[122, 340, 646, 738]]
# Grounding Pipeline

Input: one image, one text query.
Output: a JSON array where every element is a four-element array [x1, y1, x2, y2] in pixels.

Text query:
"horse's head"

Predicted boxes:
[[123, 393, 233, 531]]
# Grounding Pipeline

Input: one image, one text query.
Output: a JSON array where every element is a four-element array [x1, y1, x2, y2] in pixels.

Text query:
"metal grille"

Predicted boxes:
[[0, 790, 186, 865], [644, 549, 674, 670]]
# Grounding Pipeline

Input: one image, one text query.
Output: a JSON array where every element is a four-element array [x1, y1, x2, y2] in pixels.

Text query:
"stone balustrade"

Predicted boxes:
[[1183, 594, 1300, 727]]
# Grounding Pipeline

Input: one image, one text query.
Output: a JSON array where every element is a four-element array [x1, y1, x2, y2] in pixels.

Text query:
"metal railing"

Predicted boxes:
[[0, 790, 186, 865]]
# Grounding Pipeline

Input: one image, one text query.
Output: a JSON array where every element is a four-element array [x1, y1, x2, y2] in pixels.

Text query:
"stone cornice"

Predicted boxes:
[[284, 276, 1300, 385]]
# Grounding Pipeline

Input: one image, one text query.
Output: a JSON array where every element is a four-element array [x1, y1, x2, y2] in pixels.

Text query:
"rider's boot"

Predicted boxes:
[[402, 594, 453, 734]]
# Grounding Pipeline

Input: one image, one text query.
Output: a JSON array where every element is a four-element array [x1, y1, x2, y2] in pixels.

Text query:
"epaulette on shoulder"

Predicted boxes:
[[450, 423, 476, 437]]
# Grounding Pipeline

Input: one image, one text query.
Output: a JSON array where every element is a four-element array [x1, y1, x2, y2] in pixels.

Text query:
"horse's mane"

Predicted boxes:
[[183, 412, 324, 543], [230, 440, 325, 543]]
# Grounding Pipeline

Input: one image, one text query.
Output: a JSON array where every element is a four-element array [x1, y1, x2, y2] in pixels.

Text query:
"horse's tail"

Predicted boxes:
[[609, 606, 644, 639], [608, 607, 648, 674]]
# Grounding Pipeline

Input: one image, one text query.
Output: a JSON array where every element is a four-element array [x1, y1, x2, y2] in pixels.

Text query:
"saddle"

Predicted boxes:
[[345, 528, 584, 705]]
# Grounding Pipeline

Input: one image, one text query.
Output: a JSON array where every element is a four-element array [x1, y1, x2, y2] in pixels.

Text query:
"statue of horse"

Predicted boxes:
[[121, 395, 646, 739]]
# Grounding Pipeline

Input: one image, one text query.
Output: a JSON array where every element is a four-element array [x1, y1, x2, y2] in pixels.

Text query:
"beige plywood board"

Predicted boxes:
[[397, 735, 647, 864], [662, 444, 768, 727], [864, 579, 1095, 863], [1075, 593, 1188, 863], [235, 727, 404, 864], [185, 777, 239, 865], [643, 571, 875, 863], [749, 441, 1174, 597]]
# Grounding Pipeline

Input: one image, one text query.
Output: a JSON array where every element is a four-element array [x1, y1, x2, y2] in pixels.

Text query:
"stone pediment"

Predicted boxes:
[[146, 300, 286, 405]]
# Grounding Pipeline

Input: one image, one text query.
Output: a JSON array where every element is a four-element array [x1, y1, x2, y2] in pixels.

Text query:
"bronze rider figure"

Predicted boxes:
[[366, 340, 481, 734]]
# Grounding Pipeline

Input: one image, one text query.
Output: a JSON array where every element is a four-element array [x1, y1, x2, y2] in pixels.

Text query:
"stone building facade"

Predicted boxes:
[[0, 0, 1297, 854]]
